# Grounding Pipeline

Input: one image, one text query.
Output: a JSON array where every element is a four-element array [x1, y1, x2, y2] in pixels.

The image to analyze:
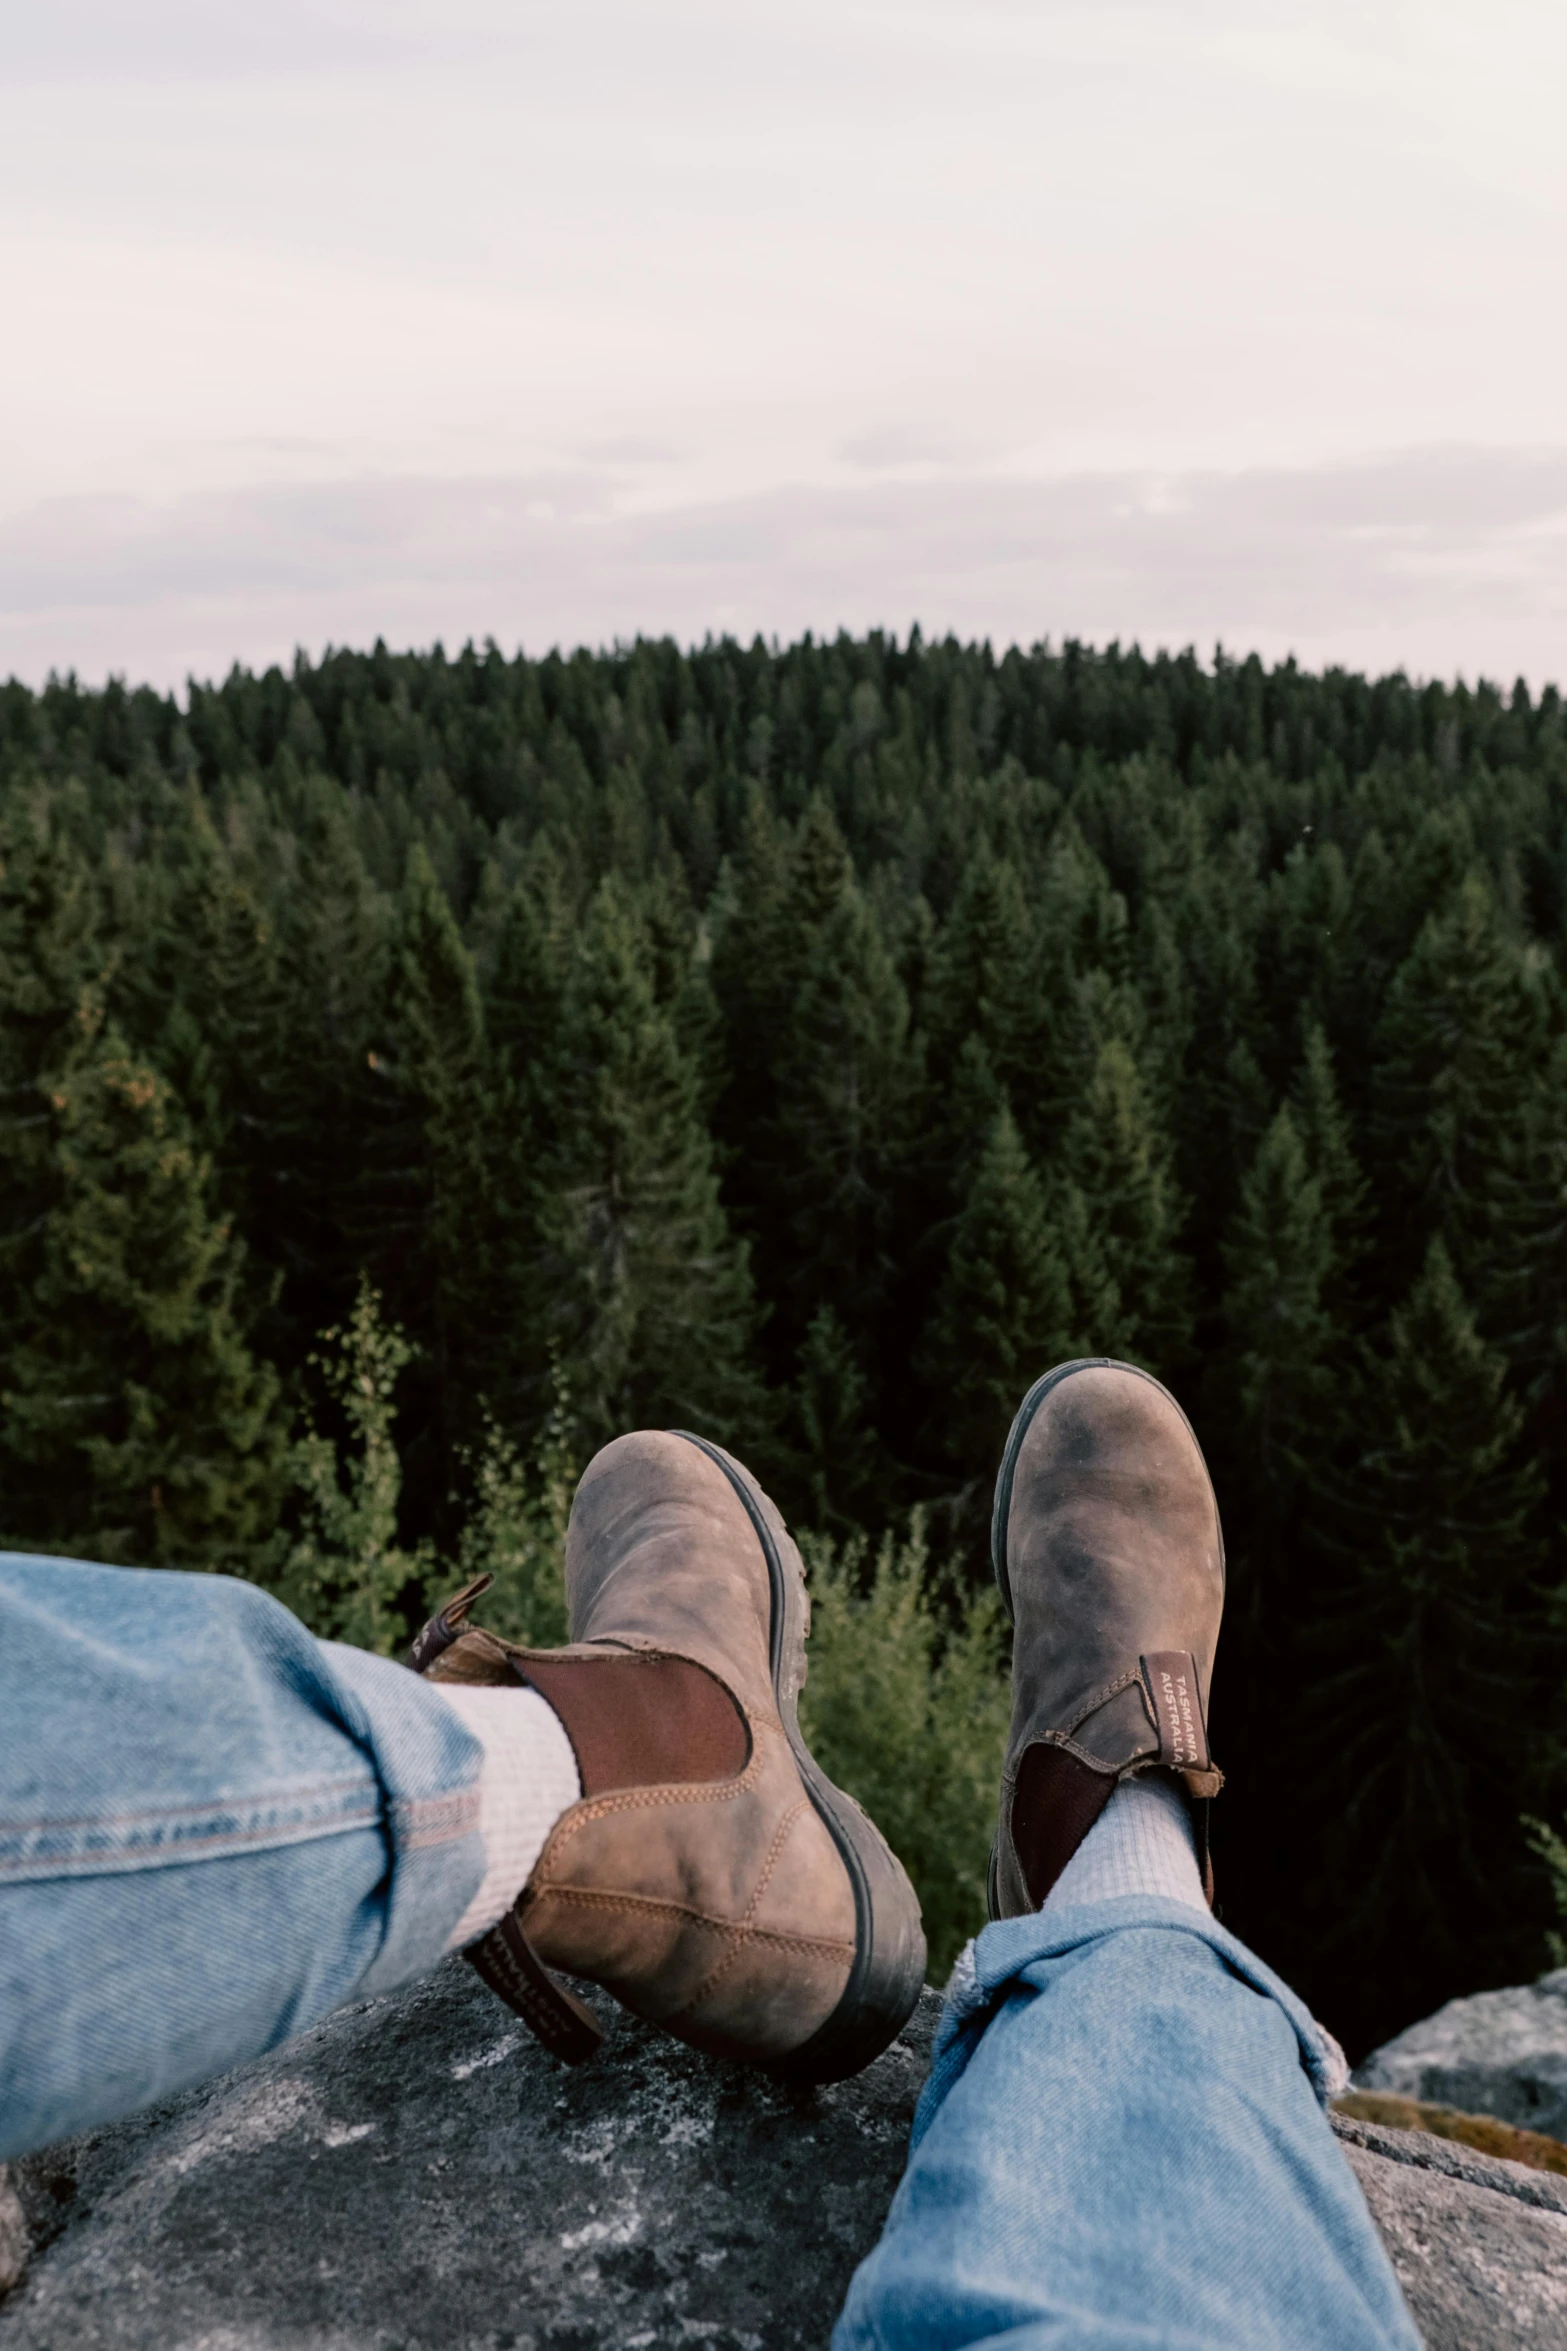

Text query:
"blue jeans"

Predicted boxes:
[[2, 1556, 1418, 2350], [0, 1552, 485, 2158], [834, 1904, 1421, 2350]]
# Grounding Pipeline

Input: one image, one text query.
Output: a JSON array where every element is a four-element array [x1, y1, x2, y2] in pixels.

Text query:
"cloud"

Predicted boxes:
[[834, 422, 999, 475], [4, 447, 1566, 692]]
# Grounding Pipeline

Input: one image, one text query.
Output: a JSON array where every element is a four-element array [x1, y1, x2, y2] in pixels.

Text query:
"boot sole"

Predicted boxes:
[[671, 1431, 928, 2084]]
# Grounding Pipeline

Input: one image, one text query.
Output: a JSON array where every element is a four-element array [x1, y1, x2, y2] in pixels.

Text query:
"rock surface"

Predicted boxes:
[[1, 1962, 932, 2351], [0, 2177, 24, 2305], [1335, 2113, 1567, 2350], [1357, 1968, 1567, 2143], [2, 1960, 1566, 2349], [1334, 2089, 1567, 2178]]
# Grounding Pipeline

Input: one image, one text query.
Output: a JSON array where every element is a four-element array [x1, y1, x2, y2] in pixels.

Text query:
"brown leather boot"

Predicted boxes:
[[988, 1358, 1225, 1917], [410, 1429, 926, 2083]]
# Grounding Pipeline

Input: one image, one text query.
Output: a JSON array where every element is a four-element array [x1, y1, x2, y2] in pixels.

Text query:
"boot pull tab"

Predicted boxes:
[[465, 1911, 607, 2065], [407, 1573, 495, 1674], [1139, 1651, 1211, 1773]]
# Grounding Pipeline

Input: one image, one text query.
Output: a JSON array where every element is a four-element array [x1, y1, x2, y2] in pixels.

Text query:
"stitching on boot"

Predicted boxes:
[[674, 1797, 815, 2016], [529, 1740, 768, 1884], [534, 1883, 854, 1955], [1039, 1727, 1149, 1773], [1057, 1668, 1147, 1739]]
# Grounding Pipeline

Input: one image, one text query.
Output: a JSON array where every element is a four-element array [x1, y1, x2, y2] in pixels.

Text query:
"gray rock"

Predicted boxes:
[[1332, 2114, 1567, 2222], [0, 1962, 937, 2351], [1334, 2117, 1567, 2351], [3, 1962, 1567, 2349], [0, 2173, 26, 2301], [1356, 1969, 1567, 2142]]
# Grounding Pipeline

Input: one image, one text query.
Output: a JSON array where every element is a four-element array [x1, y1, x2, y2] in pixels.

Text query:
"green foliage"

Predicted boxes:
[[1222, 1101, 1338, 1484], [281, 1285, 577, 1656], [389, 843, 495, 1346], [1371, 868, 1549, 1286], [1522, 1816, 1567, 1969], [0, 1016, 286, 1565], [926, 1103, 1071, 1484], [797, 1516, 1011, 1981], [280, 1276, 432, 1654], [758, 855, 917, 1366], [1307, 1239, 1549, 2014], [276, 1288, 1001, 1971], [533, 875, 759, 1445], [791, 1303, 881, 1532], [1056, 1034, 1188, 1366], [453, 1375, 576, 1651]]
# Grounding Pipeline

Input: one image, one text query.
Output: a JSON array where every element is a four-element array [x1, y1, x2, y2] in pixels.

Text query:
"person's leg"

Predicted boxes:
[[835, 1889, 1419, 2351], [3, 1428, 930, 2157], [0, 1550, 577, 2159], [836, 1361, 1419, 2350]]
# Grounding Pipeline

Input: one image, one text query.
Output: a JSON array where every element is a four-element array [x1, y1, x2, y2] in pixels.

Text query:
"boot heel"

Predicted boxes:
[[671, 1432, 928, 2086], [780, 1763, 929, 2085]]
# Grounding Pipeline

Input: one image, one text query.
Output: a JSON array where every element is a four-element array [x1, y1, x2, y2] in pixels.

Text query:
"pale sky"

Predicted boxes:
[[4, 1, 1567, 690]]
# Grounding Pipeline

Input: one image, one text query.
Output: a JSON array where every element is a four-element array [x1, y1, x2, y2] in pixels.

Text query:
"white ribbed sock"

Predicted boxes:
[[434, 1683, 583, 1950], [1042, 1772, 1206, 1915]]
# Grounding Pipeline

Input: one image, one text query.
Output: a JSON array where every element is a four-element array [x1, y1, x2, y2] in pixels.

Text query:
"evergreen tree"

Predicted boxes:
[[1054, 1036, 1190, 1370], [534, 877, 760, 1444], [1220, 1103, 1338, 1491], [790, 1304, 883, 1533], [706, 783, 794, 1149], [937, 1034, 1007, 1192], [1262, 839, 1351, 1047], [1482, 1032, 1567, 1417], [925, 1104, 1073, 1487], [1167, 834, 1270, 1239], [764, 870, 917, 1365], [363, 845, 499, 1512], [482, 840, 577, 1389], [0, 800, 106, 1301], [1371, 868, 1550, 1289], [0, 1021, 286, 1567], [263, 781, 391, 1326], [117, 786, 278, 1158], [1309, 1238, 1549, 2039], [1290, 1021, 1368, 1280], [709, 790, 852, 1178], [787, 791, 858, 933], [1019, 824, 1134, 1161], [390, 849, 493, 1310], [1221, 1024, 1365, 1475], [1207, 1095, 1336, 1975], [923, 846, 1042, 1111], [485, 835, 575, 1120]]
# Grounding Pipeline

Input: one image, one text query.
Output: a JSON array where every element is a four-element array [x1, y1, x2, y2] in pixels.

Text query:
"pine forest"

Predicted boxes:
[[4, 629, 1567, 2054]]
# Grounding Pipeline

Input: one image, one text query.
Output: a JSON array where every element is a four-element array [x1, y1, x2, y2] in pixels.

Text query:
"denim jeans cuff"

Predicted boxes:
[[315, 1643, 487, 1993], [919, 1896, 1349, 2154]]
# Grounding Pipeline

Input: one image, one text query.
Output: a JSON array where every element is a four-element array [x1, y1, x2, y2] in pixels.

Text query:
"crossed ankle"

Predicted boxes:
[[434, 1683, 582, 1950]]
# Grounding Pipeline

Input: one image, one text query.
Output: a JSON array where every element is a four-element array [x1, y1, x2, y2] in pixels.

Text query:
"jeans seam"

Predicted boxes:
[[0, 1790, 388, 1878], [0, 1773, 376, 1836]]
